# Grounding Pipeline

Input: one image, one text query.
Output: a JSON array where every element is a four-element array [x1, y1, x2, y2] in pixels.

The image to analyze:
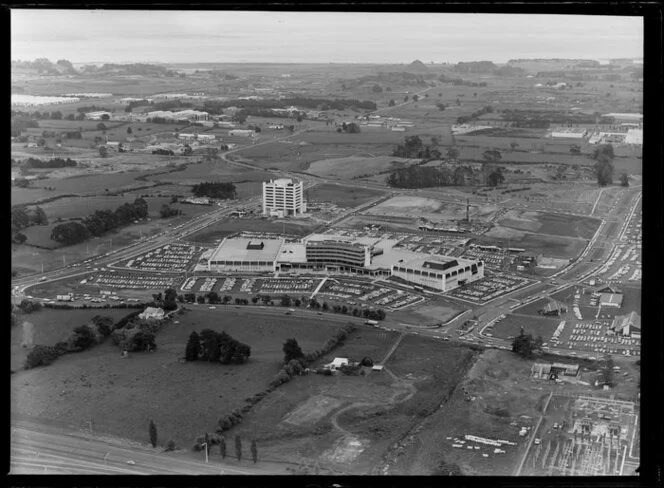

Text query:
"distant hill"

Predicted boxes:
[[405, 60, 429, 73]]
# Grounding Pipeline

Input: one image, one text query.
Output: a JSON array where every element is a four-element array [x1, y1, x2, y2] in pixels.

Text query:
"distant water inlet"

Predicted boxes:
[[21, 321, 35, 348]]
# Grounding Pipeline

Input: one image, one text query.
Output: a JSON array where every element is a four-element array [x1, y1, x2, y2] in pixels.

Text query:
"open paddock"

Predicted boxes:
[[305, 183, 386, 208], [10, 309, 349, 451], [306, 156, 414, 180], [11, 308, 133, 371]]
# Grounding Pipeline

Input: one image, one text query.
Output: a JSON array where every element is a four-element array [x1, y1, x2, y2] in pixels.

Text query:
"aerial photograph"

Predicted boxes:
[[10, 9, 643, 476]]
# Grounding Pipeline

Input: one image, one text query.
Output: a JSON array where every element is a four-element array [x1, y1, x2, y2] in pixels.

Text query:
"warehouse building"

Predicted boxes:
[[262, 178, 306, 217], [391, 255, 484, 292]]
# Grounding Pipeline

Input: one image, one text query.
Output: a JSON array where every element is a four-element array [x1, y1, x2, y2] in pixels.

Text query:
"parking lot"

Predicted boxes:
[[562, 321, 640, 358], [317, 278, 422, 310], [448, 273, 533, 304], [93, 272, 178, 290], [119, 243, 203, 273], [460, 248, 509, 270], [181, 276, 323, 297]]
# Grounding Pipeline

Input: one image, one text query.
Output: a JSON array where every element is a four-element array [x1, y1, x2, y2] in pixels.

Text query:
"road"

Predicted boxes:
[[10, 420, 267, 475]]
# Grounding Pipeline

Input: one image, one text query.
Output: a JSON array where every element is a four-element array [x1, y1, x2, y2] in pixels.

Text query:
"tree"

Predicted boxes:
[[487, 168, 505, 187], [50, 222, 90, 245], [12, 207, 31, 231], [127, 126, 133, 134], [99, 146, 108, 158], [570, 144, 581, 154], [71, 325, 97, 350], [235, 435, 242, 461], [412, 94, 419, 102], [620, 173, 629, 187], [511, 330, 543, 359], [283, 338, 304, 364], [101, 114, 110, 121], [372, 84, 383, 93], [96, 122, 107, 131], [149, 420, 158, 448], [595, 157, 614, 186], [13, 232, 27, 244], [161, 288, 177, 311], [32, 206, 48, 225], [446, 147, 460, 160], [251, 439, 258, 463], [482, 149, 502, 162], [599, 354, 615, 387], [220, 436, 227, 459], [404, 95, 409, 102], [388, 99, 396, 107]]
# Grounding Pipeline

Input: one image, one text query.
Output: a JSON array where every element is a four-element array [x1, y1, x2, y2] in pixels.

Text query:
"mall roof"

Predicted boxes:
[[209, 237, 284, 263]]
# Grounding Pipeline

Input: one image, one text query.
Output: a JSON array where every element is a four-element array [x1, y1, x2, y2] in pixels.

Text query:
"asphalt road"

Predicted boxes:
[[10, 420, 267, 475]]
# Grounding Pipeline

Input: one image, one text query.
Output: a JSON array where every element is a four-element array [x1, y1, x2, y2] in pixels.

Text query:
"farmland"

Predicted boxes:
[[10, 309, 353, 451], [223, 332, 478, 474]]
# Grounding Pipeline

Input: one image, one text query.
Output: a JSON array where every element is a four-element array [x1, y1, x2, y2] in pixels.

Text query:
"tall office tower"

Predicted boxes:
[[262, 178, 306, 217]]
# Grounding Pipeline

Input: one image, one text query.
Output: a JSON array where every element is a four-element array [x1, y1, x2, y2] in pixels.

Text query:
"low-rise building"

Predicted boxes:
[[85, 111, 112, 121], [229, 129, 256, 137], [139, 307, 165, 321], [611, 311, 640, 338], [207, 237, 285, 273], [599, 293, 624, 308], [391, 255, 484, 292]]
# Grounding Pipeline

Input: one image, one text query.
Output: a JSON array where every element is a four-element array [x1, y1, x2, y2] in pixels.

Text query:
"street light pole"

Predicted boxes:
[[202, 443, 208, 463]]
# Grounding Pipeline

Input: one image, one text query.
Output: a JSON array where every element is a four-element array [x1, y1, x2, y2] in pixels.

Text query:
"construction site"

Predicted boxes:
[[522, 394, 639, 476]]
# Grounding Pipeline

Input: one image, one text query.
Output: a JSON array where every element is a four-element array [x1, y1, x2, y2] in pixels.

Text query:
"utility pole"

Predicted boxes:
[[202, 443, 208, 463]]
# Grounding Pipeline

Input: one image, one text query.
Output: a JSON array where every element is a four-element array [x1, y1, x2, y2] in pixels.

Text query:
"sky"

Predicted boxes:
[[11, 10, 644, 64]]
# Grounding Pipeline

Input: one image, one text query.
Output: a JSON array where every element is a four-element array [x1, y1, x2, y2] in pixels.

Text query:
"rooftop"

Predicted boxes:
[[209, 237, 285, 263], [397, 254, 478, 272]]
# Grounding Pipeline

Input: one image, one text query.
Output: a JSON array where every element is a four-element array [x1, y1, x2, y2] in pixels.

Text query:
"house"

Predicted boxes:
[[531, 361, 578, 379], [138, 307, 165, 321], [197, 134, 216, 142], [538, 299, 567, 316], [372, 364, 385, 372], [229, 129, 255, 137], [85, 111, 112, 121], [324, 357, 349, 370]]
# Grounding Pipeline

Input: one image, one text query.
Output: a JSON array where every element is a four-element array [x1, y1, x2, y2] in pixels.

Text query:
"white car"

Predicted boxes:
[[126, 460, 136, 465], [208, 306, 216, 310]]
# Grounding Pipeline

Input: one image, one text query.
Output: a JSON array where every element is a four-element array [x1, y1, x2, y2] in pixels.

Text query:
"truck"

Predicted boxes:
[[365, 320, 378, 326]]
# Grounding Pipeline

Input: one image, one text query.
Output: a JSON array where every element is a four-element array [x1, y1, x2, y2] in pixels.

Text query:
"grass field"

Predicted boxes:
[[388, 298, 467, 326], [489, 314, 561, 341], [11, 308, 132, 372], [10, 308, 351, 450], [12, 220, 167, 275], [305, 183, 385, 208], [306, 156, 413, 180]]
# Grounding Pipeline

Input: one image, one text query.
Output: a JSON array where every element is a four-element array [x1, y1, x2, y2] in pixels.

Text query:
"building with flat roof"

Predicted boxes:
[[207, 237, 285, 272], [391, 255, 484, 292], [625, 129, 643, 145], [85, 111, 112, 121], [551, 127, 587, 139], [600, 293, 624, 308], [262, 178, 306, 217]]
